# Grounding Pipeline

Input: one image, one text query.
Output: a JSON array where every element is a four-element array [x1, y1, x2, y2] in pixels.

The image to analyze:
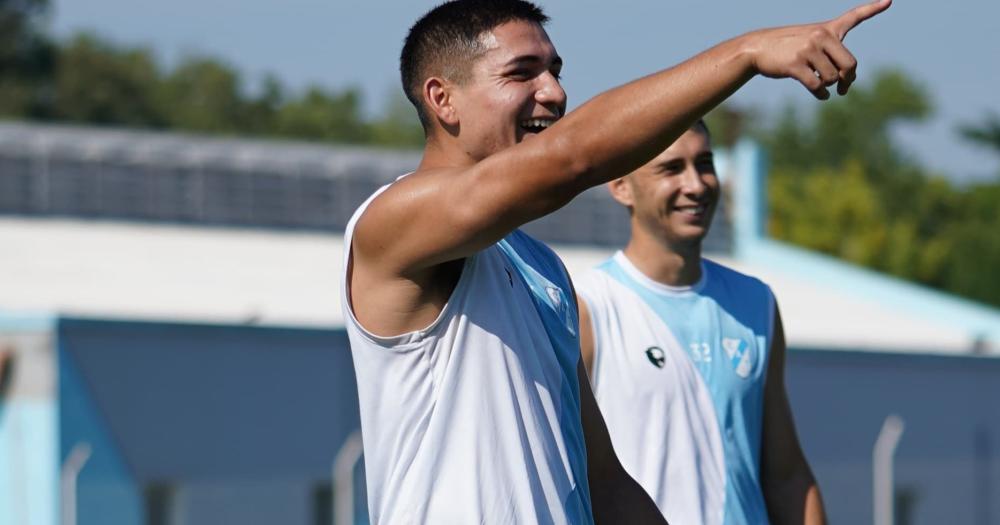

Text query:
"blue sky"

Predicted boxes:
[[50, 0, 1000, 182]]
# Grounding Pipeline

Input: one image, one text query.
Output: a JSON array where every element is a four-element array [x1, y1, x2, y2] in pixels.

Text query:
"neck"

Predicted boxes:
[[418, 133, 478, 171], [622, 223, 703, 287]]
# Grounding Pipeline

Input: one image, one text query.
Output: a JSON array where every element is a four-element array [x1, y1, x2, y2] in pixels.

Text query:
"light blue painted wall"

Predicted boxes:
[[0, 402, 57, 525], [0, 314, 58, 525], [0, 312, 55, 333]]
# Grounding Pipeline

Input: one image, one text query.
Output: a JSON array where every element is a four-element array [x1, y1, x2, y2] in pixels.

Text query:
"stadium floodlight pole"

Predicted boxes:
[[332, 430, 364, 525], [873, 414, 905, 525], [60, 442, 92, 525]]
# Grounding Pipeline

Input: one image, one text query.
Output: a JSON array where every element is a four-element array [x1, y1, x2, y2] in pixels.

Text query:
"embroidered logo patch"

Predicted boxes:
[[723, 337, 754, 378], [645, 346, 666, 368]]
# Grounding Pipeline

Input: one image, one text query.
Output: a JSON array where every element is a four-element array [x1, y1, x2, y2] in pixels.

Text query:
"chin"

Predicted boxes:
[[667, 228, 709, 246]]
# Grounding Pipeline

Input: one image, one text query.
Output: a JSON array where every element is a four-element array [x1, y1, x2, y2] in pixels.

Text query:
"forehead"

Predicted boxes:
[[649, 128, 712, 163], [477, 20, 558, 68]]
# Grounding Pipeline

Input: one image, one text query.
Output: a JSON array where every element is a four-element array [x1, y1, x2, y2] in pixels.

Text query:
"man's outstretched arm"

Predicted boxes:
[[577, 360, 666, 524], [358, 0, 891, 267], [353, 0, 891, 333], [761, 307, 827, 524]]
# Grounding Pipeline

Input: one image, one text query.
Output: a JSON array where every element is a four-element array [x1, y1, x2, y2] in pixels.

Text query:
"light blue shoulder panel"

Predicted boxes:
[[497, 230, 593, 525]]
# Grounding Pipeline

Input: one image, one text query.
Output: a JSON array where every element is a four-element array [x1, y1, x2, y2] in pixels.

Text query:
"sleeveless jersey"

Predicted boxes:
[[576, 251, 774, 525], [341, 182, 593, 525]]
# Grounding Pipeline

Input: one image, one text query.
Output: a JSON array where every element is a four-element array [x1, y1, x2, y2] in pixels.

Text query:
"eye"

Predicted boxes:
[[508, 69, 530, 80], [660, 162, 684, 175]]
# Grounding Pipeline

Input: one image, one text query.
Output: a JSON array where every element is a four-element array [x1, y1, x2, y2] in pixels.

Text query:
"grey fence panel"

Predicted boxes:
[[0, 122, 734, 252]]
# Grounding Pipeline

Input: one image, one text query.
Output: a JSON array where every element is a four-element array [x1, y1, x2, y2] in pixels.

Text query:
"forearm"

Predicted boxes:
[[589, 465, 668, 525], [541, 34, 757, 191]]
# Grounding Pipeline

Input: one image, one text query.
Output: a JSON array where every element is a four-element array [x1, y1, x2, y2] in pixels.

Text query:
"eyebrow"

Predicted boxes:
[[503, 54, 563, 69], [655, 151, 713, 167]]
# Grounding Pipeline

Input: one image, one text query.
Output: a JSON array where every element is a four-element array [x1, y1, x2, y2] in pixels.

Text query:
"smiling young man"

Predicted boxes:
[[341, 0, 888, 523], [575, 123, 826, 524]]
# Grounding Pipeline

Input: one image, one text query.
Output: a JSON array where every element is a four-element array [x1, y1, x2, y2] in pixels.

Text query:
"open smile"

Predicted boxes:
[[520, 118, 556, 134]]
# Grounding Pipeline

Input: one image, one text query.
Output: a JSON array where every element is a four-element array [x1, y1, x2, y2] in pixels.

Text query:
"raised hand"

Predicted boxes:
[[747, 0, 891, 99]]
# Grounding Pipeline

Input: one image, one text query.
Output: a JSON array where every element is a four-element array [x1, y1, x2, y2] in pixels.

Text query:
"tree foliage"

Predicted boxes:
[[0, 0, 54, 116], [52, 34, 164, 126], [0, 1, 424, 148], [958, 111, 1000, 158], [757, 69, 1000, 307]]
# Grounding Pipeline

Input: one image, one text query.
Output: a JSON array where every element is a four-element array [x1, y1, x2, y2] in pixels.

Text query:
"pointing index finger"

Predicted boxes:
[[830, 0, 892, 40]]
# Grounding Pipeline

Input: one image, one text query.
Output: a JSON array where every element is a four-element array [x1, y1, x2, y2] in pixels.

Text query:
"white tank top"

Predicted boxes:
[[576, 252, 774, 525], [341, 182, 593, 525]]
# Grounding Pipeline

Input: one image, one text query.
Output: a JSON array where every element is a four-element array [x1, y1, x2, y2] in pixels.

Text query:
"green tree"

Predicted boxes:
[[763, 68, 931, 202], [762, 68, 1000, 308], [274, 85, 369, 143], [769, 159, 888, 268], [958, 111, 1000, 156], [942, 182, 1000, 306], [367, 92, 424, 148], [160, 56, 256, 133], [52, 33, 164, 127], [765, 69, 935, 246], [0, 0, 55, 117]]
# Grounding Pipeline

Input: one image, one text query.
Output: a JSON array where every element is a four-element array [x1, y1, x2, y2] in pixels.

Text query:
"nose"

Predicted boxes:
[[535, 71, 567, 116], [679, 165, 708, 197]]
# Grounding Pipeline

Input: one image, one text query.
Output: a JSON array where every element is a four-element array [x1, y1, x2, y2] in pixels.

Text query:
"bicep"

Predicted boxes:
[[354, 142, 587, 277], [761, 305, 807, 479], [578, 295, 596, 376], [578, 360, 618, 478]]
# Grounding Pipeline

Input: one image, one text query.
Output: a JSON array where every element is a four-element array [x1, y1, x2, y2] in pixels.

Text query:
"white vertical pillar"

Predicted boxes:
[[873, 415, 905, 525], [332, 431, 364, 525], [60, 442, 92, 525]]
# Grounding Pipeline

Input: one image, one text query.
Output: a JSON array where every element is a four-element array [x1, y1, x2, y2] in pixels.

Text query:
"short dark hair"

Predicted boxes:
[[693, 118, 711, 140], [400, 0, 549, 132]]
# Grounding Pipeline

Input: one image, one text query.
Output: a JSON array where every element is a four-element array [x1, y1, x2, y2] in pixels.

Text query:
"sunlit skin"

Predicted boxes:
[[609, 126, 719, 286], [426, 20, 566, 166]]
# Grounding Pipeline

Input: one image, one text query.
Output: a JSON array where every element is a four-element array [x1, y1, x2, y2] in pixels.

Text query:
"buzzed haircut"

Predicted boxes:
[[693, 118, 711, 140], [400, 0, 549, 132]]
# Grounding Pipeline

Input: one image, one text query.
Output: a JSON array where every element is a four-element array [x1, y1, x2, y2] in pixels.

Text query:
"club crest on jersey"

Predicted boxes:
[[545, 285, 562, 308], [723, 337, 754, 378], [645, 346, 666, 368]]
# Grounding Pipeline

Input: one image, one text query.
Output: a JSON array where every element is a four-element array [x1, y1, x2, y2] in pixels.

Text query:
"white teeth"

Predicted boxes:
[[521, 119, 553, 129], [677, 205, 706, 214]]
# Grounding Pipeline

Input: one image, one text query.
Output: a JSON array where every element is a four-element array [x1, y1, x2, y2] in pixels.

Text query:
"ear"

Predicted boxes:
[[607, 177, 635, 209], [423, 76, 459, 127]]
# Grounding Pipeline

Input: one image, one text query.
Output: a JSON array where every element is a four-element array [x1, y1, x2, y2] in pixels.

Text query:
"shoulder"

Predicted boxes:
[[703, 258, 773, 302], [502, 230, 567, 279], [574, 261, 626, 316], [354, 169, 452, 232]]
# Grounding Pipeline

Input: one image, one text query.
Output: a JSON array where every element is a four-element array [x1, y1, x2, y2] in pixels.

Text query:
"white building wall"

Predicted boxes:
[[0, 217, 982, 354]]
